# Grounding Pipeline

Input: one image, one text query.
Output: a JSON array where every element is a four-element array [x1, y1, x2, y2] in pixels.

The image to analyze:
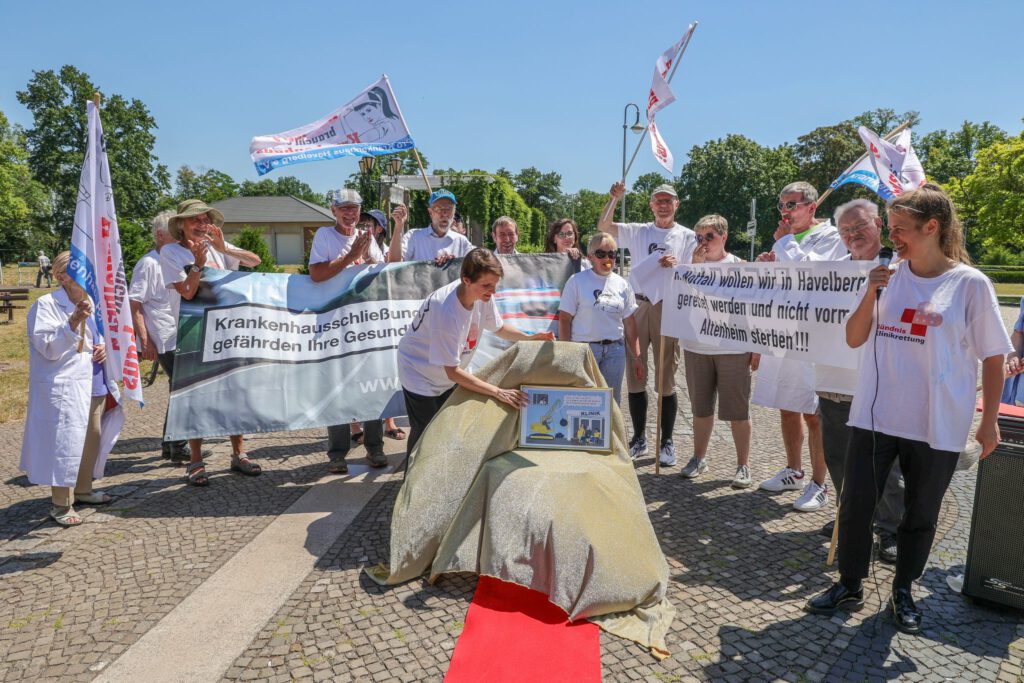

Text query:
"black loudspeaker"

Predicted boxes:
[[963, 413, 1024, 609]]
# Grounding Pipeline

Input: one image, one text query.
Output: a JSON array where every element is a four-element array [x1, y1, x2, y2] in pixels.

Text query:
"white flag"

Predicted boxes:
[[643, 23, 696, 175], [250, 75, 415, 176], [69, 101, 144, 405], [890, 129, 927, 189], [858, 126, 912, 199], [649, 120, 674, 174]]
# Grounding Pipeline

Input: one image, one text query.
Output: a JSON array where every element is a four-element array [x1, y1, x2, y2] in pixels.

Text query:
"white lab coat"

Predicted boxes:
[[19, 289, 123, 487], [771, 221, 848, 262]]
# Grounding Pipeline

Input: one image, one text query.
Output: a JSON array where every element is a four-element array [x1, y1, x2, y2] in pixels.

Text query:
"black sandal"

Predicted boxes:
[[351, 431, 365, 445], [230, 454, 262, 476]]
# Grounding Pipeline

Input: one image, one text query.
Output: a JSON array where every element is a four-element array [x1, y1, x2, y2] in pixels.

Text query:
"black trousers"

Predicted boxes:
[[156, 351, 189, 456], [327, 420, 384, 460], [819, 397, 904, 534], [838, 427, 959, 590], [402, 386, 456, 458]]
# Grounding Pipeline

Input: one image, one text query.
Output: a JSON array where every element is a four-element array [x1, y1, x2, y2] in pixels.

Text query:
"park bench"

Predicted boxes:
[[0, 287, 30, 323]]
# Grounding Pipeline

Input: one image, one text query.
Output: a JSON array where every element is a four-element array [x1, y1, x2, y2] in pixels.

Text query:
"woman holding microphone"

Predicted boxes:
[[397, 248, 555, 455], [806, 184, 1019, 633]]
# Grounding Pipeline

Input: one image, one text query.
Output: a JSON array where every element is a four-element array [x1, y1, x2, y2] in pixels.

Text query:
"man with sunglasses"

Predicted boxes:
[[753, 182, 846, 513], [814, 199, 904, 562], [597, 181, 697, 467]]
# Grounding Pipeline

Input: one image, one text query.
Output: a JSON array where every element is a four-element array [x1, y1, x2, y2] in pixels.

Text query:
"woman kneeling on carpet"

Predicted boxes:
[[396, 248, 555, 455]]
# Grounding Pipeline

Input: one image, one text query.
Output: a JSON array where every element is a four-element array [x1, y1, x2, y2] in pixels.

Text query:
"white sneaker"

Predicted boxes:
[[659, 441, 677, 467], [731, 465, 752, 489], [759, 467, 804, 492], [629, 436, 648, 460], [793, 481, 829, 512]]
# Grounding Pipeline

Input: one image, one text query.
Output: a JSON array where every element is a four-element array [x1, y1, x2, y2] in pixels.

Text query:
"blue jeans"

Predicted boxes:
[[589, 340, 626, 404]]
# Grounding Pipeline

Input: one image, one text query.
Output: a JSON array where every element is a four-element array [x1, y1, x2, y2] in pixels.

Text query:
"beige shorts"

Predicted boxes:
[[683, 350, 752, 420], [626, 299, 679, 396]]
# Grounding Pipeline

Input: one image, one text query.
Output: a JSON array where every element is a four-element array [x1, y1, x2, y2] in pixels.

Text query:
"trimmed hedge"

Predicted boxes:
[[979, 269, 1024, 284]]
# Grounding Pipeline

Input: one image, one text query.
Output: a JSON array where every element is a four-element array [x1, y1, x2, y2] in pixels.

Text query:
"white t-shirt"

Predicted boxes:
[[847, 262, 1012, 452], [681, 253, 745, 355], [614, 221, 697, 302], [159, 241, 241, 342], [397, 280, 504, 397], [308, 225, 385, 266], [401, 226, 474, 262], [559, 269, 638, 343], [127, 250, 177, 354]]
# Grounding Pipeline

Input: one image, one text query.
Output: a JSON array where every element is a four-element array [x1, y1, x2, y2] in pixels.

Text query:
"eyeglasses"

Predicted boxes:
[[777, 200, 811, 212], [555, 231, 575, 239], [591, 249, 618, 260], [696, 232, 718, 243], [838, 220, 875, 237]]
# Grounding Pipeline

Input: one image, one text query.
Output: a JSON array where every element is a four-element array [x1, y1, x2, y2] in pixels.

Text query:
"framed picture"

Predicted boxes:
[[518, 385, 613, 452]]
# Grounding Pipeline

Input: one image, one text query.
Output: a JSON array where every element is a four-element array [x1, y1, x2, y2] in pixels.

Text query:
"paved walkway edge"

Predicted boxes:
[[94, 471, 389, 683]]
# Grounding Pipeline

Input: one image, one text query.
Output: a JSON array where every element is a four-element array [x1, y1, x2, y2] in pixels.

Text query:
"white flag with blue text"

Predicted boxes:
[[250, 75, 415, 176]]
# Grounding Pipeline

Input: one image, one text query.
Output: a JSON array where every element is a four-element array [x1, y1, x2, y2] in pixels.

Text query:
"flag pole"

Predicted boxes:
[[653, 337, 667, 475], [381, 74, 432, 196], [815, 121, 911, 208], [78, 92, 101, 353], [412, 148, 432, 195], [622, 22, 698, 180]]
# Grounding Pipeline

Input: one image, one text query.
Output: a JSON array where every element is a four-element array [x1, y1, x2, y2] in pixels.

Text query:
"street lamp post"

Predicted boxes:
[[358, 156, 376, 207], [621, 103, 645, 223]]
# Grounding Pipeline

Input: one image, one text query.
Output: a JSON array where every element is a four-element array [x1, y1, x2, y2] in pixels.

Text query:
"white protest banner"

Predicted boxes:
[[69, 99, 144, 404], [663, 261, 875, 368], [250, 75, 415, 176]]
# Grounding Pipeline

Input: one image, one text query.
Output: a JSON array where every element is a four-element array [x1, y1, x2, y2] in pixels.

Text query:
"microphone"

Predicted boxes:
[[876, 247, 894, 298]]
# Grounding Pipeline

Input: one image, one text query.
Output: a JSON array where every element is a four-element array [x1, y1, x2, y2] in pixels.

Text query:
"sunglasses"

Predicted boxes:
[[591, 249, 618, 260], [555, 231, 575, 239], [777, 200, 811, 212], [696, 232, 718, 243]]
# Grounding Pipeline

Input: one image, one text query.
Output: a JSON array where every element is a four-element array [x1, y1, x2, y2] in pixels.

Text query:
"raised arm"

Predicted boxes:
[[596, 181, 624, 238]]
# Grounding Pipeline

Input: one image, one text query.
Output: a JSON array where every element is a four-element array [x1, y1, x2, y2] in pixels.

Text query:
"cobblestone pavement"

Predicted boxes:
[[2, 307, 1023, 682]]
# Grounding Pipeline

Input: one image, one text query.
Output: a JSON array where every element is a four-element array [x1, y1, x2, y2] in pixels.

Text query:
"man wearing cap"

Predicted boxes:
[[388, 189, 474, 265], [129, 210, 189, 463], [160, 199, 264, 487], [597, 181, 697, 467], [752, 182, 847, 513], [491, 216, 520, 255], [308, 189, 388, 471]]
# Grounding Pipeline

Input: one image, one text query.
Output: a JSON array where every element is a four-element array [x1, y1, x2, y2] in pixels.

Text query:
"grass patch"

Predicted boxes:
[[653, 674, 682, 683], [446, 620, 464, 633], [102, 617, 122, 628], [994, 283, 1024, 297]]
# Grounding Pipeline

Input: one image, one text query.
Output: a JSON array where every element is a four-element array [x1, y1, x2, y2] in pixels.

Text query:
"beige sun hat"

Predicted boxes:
[[167, 199, 225, 240]]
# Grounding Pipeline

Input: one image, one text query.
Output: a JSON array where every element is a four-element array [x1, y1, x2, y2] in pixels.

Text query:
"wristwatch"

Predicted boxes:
[[187, 264, 202, 274]]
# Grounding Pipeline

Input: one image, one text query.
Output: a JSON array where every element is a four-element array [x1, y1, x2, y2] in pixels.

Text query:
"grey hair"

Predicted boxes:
[[833, 198, 879, 226], [779, 181, 819, 203], [490, 216, 517, 232], [151, 210, 176, 239], [587, 231, 617, 252], [694, 214, 728, 235]]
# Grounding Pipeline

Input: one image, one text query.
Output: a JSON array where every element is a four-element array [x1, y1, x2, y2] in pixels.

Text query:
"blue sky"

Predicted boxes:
[[2, 0, 1022, 196]]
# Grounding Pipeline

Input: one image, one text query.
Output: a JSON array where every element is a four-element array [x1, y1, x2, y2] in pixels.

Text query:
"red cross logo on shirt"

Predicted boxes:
[[900, 305, 943, 337]]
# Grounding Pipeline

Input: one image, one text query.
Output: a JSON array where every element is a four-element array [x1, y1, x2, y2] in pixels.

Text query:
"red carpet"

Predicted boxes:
[[445, 576, 601, 682]]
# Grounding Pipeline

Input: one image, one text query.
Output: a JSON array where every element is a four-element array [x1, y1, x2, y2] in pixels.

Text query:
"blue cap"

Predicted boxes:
[[363, 209, 387, 229], [429, 189, 457, 206]]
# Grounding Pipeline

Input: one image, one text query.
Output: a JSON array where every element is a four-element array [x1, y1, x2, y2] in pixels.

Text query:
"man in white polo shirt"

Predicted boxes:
[[389, 189, 474, 264], [597, 181, 697, 467], [308, 188, 387, 471], [754, 181, 848, 512], [128, 210, 188, 463]]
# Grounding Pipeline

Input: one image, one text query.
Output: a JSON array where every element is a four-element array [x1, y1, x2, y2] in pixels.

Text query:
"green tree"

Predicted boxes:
[[174, 166, 239, 204], [919, 121, 1009, 255], [239, 175, 323, 205], [234, 226, 282, 273], [16, 65, 169, 239], [677, 134, 799, 254], [954, 133, 1024, 260], [0, 110, 51, 259], [119, 218, 153, 282], [509, 166, 562, 220]]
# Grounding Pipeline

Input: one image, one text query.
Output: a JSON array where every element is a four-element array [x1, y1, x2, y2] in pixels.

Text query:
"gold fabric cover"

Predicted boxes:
[[370, 341, 675, 659]]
